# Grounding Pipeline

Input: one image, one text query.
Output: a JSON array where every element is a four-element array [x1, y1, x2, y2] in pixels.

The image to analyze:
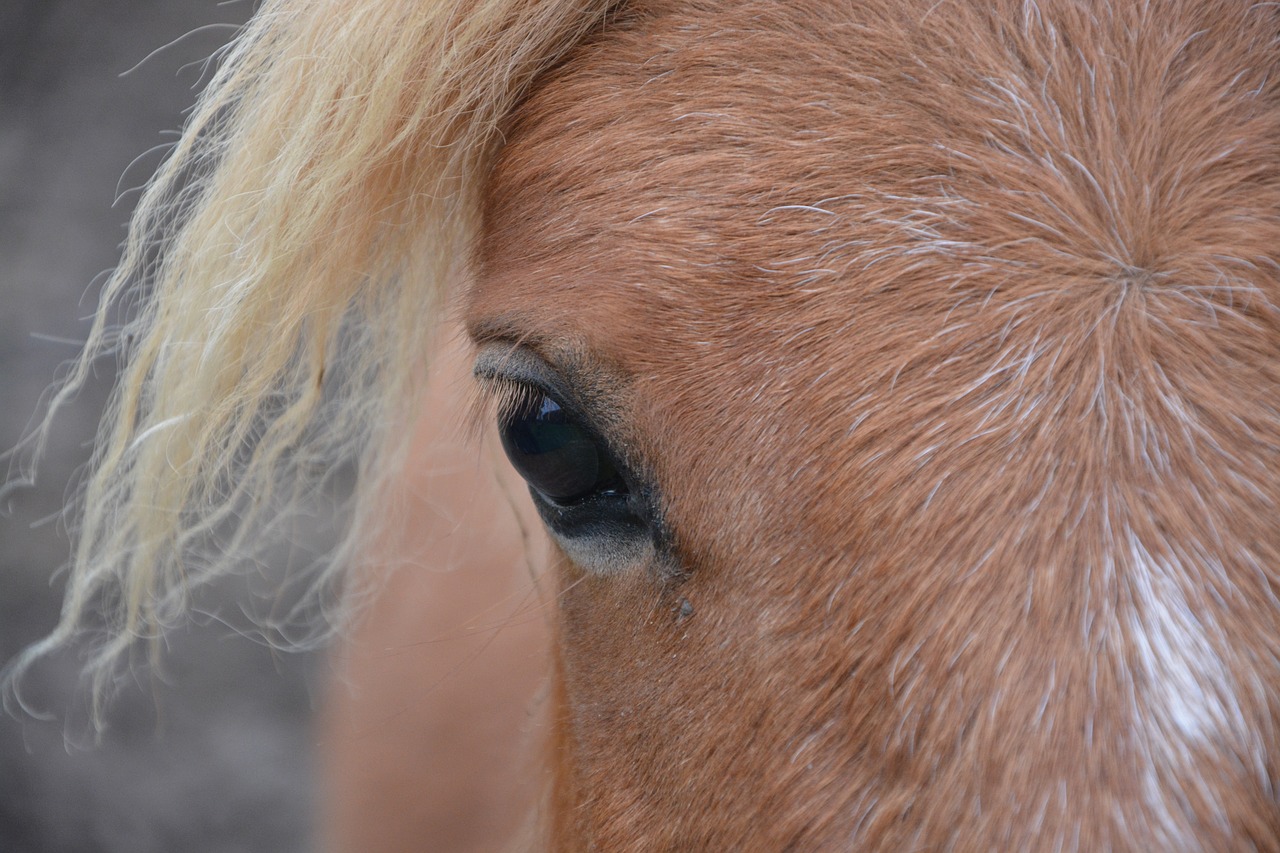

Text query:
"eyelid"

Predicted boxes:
[[473, 342, 585, 415]]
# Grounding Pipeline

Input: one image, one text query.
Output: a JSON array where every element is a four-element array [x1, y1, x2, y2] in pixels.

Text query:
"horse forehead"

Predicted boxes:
[[468, 0, 1280, 578], [472, 0, 953, 339], [469, 0, 1015, 569], [474, 0, 1275, 345]]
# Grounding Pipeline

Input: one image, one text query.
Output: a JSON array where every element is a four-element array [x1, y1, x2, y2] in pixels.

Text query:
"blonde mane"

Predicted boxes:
[[5, 0, 617, 714]]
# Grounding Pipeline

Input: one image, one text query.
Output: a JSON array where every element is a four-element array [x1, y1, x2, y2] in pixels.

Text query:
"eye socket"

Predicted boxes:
[[499, 390, 629, 506], [476, 343, 668, 573]]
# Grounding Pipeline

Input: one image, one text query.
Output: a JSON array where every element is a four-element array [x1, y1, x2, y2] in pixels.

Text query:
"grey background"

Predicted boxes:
[[1, 2, 319, 850]]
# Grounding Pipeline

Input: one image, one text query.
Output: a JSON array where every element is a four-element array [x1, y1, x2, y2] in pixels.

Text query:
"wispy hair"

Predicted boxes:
[[4, 0, 617, 719]]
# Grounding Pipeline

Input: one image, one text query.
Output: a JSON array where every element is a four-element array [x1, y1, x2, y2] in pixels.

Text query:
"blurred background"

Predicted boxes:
[[0, 2, 320, 850]]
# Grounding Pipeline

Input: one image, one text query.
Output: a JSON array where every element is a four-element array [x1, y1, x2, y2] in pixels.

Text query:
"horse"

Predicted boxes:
[[8, 0, 1280, 848]]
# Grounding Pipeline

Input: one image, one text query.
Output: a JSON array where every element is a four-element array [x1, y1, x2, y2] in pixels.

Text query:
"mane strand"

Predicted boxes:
[[3, 0, 618, 718]]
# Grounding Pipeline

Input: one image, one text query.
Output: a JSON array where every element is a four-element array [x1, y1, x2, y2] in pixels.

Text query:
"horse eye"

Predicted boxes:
[[499, 392, 628, 505], [478, 350, 661, 572]]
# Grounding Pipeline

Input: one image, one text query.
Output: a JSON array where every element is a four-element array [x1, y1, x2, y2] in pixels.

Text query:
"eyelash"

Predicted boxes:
[[487, 377, 541, 425], [467, 375, 537, 437]]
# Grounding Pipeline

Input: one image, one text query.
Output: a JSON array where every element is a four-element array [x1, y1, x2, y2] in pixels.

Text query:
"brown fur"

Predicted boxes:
[[461, 0, 1280, 848]]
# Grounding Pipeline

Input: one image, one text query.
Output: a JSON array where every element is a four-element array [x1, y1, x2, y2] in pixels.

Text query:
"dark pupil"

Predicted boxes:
[[499, 393, 626, 504]]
